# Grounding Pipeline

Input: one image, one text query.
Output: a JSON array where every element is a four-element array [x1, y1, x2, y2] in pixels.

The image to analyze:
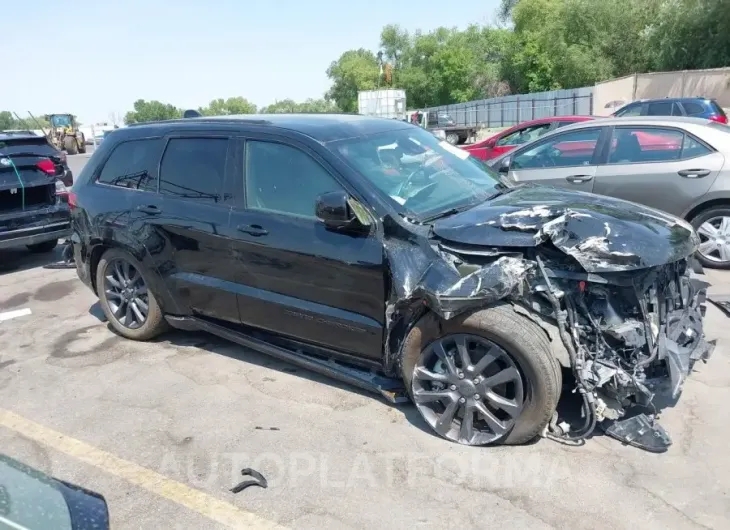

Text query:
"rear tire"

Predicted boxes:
[[96, 248, 167, 341], [446, 133, 459, 145], [400, 304, 561, 446], [690, 206, 730, 269], [78, 138, 86, 154], [27, 239, 58, 253]]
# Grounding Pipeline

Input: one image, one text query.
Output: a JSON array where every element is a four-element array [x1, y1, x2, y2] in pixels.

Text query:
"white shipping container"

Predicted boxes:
[[357, 89, 407, 120]]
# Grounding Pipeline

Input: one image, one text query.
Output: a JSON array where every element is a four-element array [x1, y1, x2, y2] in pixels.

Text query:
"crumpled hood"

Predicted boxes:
[[431, 185, 699, 272]]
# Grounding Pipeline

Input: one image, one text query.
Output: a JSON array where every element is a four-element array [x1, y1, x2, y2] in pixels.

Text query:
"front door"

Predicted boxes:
[[228, 135, 386, 361], [506, 127, 605, 192], [592, 125, 724, 217]]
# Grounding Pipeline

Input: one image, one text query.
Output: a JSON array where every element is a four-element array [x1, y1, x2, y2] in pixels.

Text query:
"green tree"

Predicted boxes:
[[325, 49, 380, 112], [646, 0, 730, 71], [199, 97, 257, 116], [260, 98, 339, 114], [124, 99, 182, 125], [0, 111, 16, 130]]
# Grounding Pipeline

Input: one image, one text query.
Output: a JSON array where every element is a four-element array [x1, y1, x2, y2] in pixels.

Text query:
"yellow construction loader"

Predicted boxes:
[[44, 113, 86, 155]]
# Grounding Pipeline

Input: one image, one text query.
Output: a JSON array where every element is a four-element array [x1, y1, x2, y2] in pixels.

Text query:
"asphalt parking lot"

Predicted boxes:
[[1, 152, 729, 529]]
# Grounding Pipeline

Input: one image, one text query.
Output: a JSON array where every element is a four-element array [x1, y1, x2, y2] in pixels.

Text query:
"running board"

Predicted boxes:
[[165, 316, 409, 404]]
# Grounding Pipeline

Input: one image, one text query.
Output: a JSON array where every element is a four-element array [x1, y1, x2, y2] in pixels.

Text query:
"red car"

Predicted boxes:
[[461, 116, 597, 161]]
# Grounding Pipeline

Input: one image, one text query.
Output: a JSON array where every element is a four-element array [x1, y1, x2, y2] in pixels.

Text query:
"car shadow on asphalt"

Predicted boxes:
[[88, 306, 680, 448], [0, 247, 65, 275]]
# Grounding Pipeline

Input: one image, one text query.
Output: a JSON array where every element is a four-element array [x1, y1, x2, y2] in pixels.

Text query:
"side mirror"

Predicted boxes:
[[316, 190, 356, 229], [498, 156, 512, 174]]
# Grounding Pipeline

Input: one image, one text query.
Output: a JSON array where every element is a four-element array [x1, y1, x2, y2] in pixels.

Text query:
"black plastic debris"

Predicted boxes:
[[602, 413, 672, 453], [230, 468, 268, 494], [254, 426, 280, 431], [708, 294, 730, 317]]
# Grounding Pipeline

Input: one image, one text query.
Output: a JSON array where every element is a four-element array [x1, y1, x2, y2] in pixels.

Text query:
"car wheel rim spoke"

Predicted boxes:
[[104, 258, 148, 330], [697, 217, 730, 263], [412, 333, 525, 445]]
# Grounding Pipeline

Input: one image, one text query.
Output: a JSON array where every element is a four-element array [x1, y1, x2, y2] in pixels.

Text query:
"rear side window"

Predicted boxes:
[[646, 101, 673, 116], [159, 138, 228, 202], [682, 101, 706, 116], [607, 127, 710, 164], [97, 139, 160, 192]]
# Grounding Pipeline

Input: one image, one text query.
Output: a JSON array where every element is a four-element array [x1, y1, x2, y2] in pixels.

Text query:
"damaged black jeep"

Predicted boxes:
[[70, 115, 714, 452]]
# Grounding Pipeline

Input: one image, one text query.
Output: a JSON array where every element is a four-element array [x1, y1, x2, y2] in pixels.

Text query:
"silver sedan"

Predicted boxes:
[[489, 116, 730, 268]]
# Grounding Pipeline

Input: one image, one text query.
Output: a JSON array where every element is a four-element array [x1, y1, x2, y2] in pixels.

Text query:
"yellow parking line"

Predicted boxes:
[[0, 409, 286, 530]]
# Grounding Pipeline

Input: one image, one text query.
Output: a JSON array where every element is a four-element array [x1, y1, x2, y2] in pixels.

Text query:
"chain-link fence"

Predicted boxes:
[[413, 88, 594, 128]]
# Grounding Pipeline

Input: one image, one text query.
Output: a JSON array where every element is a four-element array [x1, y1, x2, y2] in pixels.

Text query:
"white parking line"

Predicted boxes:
[[0, 308, 32, 322]]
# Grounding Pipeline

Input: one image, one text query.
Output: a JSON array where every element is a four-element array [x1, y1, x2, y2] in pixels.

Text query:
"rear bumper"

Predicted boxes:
[[71, 232, 94, 292], [0, 204, 71, 250], [0, 223, 70, 249]]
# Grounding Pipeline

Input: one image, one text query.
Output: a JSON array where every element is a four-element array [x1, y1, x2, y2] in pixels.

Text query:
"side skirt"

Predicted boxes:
[[165, 315, 409, 404]]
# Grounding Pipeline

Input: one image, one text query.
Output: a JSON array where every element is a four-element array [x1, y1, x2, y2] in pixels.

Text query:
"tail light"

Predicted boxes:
[[68, 191, 78, 210], [36, 158, 56, 175], [709, 114, 728, 124]]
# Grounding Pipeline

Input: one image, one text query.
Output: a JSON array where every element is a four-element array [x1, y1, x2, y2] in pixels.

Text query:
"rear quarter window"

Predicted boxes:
[[97, 138, 162, 192], [682, 101, 706, 116]]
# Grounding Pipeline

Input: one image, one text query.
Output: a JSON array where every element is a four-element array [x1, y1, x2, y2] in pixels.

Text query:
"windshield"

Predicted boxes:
[[50, 115, 72, 127], [331, 127, 501, 220]]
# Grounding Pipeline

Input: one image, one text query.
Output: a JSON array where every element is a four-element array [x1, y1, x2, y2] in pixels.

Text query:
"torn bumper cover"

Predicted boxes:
[[385, 187, 715, 449]]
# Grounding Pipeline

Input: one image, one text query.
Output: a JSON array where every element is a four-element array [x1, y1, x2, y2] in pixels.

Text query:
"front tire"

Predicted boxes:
[[63, 136, 78, 155], [96, 248, 167, 340], [690, 206, 730, 269], [400, 304, 561, 446]]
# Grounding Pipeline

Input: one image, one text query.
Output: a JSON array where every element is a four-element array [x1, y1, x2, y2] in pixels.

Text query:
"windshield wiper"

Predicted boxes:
[[421, 201, 480, 222]]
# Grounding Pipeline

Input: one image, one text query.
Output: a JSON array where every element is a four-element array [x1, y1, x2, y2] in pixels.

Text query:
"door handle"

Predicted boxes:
[[136, 205, 162, 215], [678, 169, 711, 178], [237, 224, 268, 237], [565, 175, 593, 183]]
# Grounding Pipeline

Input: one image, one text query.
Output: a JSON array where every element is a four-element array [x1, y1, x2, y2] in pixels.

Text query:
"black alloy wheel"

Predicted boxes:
[[411, 333, 525, 445], [103, 258, 150, 330]]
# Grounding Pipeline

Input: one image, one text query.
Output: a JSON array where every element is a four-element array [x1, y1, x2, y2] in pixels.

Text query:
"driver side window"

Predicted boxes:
[[511, 128, 602, 170], [245, 141, 342, 218]]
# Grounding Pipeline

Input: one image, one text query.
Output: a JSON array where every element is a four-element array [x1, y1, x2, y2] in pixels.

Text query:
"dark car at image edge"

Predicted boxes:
[[0, 132, 73, 252], [69, 114, 714, 452]]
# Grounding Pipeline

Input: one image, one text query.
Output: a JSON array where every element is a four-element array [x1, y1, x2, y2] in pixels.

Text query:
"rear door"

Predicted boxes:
[[228, 133, 386, 362], [152, 133, 242, 323], [593, 125, 724, 216], [506, 127, 605, 192]]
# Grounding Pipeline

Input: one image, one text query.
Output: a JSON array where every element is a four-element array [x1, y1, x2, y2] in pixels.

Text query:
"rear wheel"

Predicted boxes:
[[27, 239, 58, 253], [78, 137, 86, 154], [96, 248, 167, 340], [401, 305, 561, 446], [691, 206, 730, 269], [446, 132, 459, 145]]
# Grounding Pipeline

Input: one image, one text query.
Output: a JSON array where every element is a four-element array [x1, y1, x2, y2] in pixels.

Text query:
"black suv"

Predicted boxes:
[[70, 115, 712, 450], [0, 132, 73, 253]]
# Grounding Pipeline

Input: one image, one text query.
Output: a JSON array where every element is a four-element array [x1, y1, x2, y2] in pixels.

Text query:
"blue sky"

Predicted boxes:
[[8, 0, 500, 124]]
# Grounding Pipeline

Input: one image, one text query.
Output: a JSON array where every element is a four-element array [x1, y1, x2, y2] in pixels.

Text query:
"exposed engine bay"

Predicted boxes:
[[385, 197, 716, 452]]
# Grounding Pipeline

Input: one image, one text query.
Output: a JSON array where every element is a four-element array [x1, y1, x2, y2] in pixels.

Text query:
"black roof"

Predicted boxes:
[[126, 113, 414, 143]]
